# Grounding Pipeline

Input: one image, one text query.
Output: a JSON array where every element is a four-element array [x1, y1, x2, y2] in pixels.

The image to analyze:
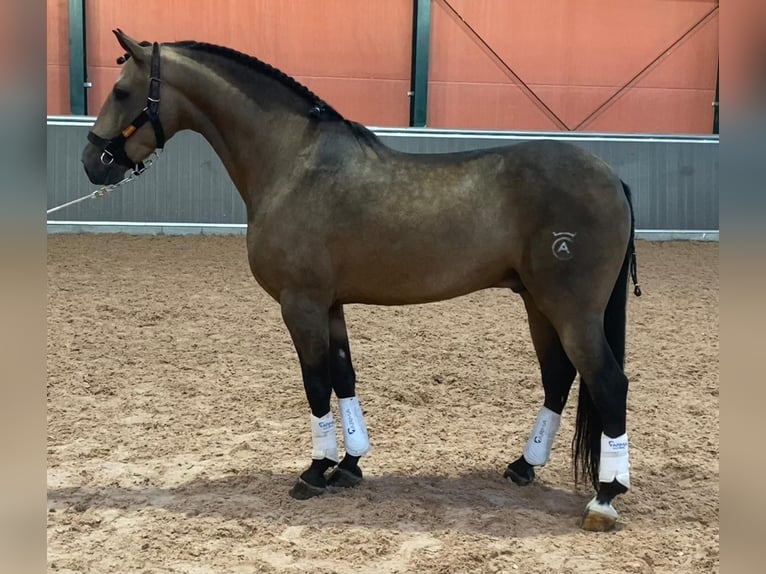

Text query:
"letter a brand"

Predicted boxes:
[[552, 232, 576, 261]]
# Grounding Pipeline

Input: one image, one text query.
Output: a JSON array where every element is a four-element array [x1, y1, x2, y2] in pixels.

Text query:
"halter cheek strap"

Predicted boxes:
[[87, 42, 166, 170]]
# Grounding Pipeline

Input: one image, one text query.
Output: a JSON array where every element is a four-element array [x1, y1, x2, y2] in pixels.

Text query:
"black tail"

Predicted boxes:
[[572, 180, 640, 489]]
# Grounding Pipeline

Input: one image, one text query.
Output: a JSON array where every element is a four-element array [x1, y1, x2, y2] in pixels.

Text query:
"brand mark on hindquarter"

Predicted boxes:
[[552, 232, 576, 261]]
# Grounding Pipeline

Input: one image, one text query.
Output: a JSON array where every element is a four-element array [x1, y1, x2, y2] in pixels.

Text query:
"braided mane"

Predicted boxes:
[[170, 40, 344, 121]]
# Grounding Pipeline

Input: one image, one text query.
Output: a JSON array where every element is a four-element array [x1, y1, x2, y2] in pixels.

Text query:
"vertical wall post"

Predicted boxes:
[[409, 0, 431, 127], [68, 0, 88, 115]]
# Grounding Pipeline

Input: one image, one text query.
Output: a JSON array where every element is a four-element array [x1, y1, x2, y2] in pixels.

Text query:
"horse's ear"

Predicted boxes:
[[113, 28, 148, 64]]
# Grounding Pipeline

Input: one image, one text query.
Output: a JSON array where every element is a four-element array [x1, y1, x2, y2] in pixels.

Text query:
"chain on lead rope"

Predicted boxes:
[[46, 151, 161, 216]]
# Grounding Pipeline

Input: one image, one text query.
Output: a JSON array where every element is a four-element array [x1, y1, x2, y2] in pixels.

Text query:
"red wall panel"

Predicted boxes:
[[83, 0, 413, 126], [428, 0, 719, 133], [46, 0, 70, 115], [45, 1, 720, 133]]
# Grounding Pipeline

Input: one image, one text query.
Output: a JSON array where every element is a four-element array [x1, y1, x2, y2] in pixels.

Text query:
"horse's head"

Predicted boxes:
[[82, 29, 169, 185]]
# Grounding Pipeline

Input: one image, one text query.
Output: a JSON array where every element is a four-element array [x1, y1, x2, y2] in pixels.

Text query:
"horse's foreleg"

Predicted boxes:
[[505, 293, 576, 485], [326, 303, 369, 488], [280, 293, 337, 499]]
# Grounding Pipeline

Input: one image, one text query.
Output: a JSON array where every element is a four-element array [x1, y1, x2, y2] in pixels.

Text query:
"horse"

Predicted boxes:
[[81, 29, 642, 532]]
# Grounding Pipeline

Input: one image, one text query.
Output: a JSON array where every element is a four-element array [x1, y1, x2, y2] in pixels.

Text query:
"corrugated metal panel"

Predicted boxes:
[[48, 124, 245, 224], [48, 119, 718, 230]]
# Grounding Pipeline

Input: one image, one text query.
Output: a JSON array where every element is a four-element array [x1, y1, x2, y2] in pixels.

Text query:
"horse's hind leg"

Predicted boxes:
[[554, 315, 631, 531], [279, 292, 338, 500], [505, 292, 576, 486], [326, 303, 370, 488]]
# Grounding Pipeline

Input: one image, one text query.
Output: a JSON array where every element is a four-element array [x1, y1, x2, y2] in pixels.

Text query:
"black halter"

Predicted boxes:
[[87, 42, 166, 170]]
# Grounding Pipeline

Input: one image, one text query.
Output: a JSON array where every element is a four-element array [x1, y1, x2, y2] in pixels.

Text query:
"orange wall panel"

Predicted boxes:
[[292, 77, 413, 127], [46, 0, 69, 115], [46, 0, 720, 133], [436, 0, 714, 88], [47, 65, 70, 116], [584, 15, 718, 133], [428, 0, 719, 133], [584, 87, 716, 134], [428, 82, 563, 131], [83, 0, 413, 126]]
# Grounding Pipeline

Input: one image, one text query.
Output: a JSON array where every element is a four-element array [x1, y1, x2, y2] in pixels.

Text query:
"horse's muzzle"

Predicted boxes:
[[81, 145, 126, 185]]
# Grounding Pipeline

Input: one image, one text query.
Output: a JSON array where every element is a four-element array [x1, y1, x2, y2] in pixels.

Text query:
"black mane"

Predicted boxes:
[[169, 40, 345, 122]]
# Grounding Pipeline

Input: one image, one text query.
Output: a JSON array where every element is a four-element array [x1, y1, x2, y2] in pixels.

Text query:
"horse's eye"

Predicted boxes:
[[113, 88, 130, 101]]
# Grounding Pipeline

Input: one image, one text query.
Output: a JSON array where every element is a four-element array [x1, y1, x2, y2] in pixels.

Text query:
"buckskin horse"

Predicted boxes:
[[81, 30, 642, 532]]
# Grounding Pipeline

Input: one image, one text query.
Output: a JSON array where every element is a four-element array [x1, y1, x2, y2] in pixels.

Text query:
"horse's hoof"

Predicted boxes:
[[503, 462, 535, 486], [327, 466, 363, 488], [289, 478, 326, 500], [580, 496, 619, 532]]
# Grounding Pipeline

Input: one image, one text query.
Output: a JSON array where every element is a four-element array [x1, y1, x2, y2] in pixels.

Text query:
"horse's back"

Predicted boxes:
[[387, 138, 623, 213]]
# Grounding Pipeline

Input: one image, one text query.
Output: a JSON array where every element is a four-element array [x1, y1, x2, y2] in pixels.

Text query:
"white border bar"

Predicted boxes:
[[46, 220, 718, 241]]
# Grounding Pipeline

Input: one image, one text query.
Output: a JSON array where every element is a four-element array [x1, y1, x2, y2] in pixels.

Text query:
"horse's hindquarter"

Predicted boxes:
[[496, 140, 632, 312]]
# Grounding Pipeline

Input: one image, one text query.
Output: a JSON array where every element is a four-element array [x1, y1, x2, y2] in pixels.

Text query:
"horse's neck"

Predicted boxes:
[[168, 54, 311, 207]]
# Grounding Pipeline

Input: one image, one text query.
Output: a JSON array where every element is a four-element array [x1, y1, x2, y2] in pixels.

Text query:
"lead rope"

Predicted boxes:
[[46, 151, 160, 215]]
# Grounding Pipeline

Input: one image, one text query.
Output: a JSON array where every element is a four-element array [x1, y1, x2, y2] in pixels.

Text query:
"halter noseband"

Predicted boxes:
[[87, 42, 166, 171]]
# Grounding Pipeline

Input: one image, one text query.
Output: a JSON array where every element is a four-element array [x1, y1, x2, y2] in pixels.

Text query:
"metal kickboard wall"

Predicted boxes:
[[47, 117, 718, 239]]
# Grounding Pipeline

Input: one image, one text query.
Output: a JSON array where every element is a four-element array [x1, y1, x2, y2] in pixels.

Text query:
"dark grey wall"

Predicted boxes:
[[48, 117, 718, 231]]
